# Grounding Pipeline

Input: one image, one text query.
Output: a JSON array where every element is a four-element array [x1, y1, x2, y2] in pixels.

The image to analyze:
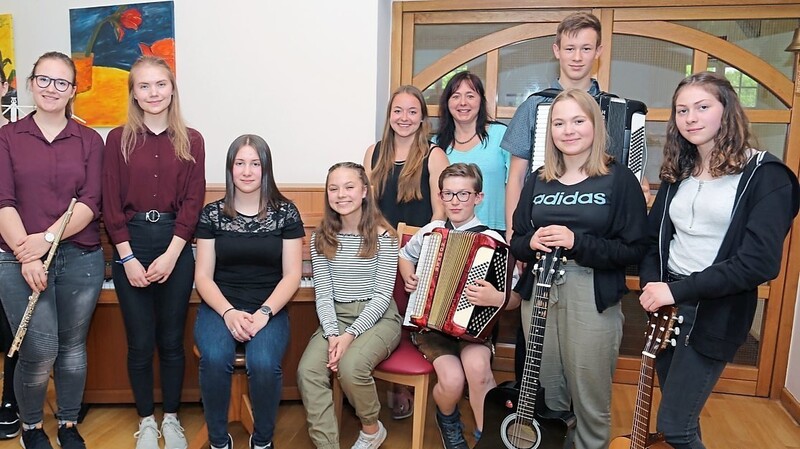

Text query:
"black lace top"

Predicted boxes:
[[196, 199, 305, 310]]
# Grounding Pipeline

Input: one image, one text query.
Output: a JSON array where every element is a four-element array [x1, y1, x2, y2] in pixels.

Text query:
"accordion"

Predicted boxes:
[[530, 89, 648, 181], [403, 228, 513, 342]]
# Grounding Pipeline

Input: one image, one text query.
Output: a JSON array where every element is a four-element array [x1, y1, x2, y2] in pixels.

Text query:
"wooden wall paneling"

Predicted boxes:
[[780, 387, 800, 423], [692, 49, 709, 74], [614, 5, 800, 21], [402, 13, 416, 86], [392, 2, 403, 90], [412, 22, 559, 91], [485, 49, 499, 117], [400, 0, 800, 13], [594, 8, 613, 90], [414, 10, 577, 24], [614, 21, 794, 106]]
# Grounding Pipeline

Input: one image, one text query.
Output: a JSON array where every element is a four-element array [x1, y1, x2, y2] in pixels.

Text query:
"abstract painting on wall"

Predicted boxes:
[[0, 14, 18, 121], [70, 1, 175, 127]]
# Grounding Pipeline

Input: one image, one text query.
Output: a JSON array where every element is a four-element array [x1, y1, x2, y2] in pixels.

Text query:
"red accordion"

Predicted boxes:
[[403, 228, 513, 342]]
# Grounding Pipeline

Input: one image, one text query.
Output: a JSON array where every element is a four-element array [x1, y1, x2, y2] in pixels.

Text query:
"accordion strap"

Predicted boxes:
[[527, 87, 618, 101]]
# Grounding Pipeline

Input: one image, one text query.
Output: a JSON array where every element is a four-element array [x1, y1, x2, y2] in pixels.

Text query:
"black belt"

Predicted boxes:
[[131, 210, 176, 223]]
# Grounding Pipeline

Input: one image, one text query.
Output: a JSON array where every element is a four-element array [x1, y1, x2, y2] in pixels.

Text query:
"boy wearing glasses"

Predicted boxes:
[[398, 163, 519, 449]]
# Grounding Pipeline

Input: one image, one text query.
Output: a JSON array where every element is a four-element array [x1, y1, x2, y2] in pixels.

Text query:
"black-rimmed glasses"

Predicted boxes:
[[33, 75, 74, 92], [440, 190, 476, 202]]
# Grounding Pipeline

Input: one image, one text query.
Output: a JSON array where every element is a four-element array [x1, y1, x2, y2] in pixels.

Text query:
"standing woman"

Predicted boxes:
[[435, 71, 509, 235], [297, 162, 402, 449], [638, 72, 799, 449], [0, 51, 104, 449], [194, 135, 304, 449], [364, 85, 448, 228], [103, 55, 205, 449], [0, 66, 22, 441], [510, 89, 648, 449]]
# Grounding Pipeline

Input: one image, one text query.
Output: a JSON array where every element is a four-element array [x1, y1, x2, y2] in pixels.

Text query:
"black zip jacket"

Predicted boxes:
[[638, 151, 800, 362], [510, 161, 649, 312]]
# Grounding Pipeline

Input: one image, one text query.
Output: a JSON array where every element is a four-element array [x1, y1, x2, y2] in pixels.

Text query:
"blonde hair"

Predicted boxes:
[[372, 85, 432, 203], [541, 88, 610, 181], [120, 56, 193, 163]]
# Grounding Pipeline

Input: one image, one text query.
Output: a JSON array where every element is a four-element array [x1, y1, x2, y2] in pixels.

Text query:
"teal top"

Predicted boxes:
[[436, 122, 510, 231]]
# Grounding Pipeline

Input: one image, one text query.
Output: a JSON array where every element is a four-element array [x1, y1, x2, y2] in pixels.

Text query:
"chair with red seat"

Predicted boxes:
[[333, 223, 433, 449]]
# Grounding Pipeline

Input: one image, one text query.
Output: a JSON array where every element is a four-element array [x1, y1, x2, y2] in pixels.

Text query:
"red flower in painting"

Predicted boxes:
[[119, 9, 142, 33], [84, 6, 144, 55], [139, 38, 176, 74]]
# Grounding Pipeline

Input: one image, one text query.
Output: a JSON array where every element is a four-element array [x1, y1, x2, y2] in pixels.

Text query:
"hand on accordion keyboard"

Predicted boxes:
[[465, 279, 505, 307], [403, 272, 419, 293]]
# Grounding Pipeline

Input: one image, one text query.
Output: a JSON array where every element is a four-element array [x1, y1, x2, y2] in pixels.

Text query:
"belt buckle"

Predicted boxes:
[[145, 210, 160, 223]]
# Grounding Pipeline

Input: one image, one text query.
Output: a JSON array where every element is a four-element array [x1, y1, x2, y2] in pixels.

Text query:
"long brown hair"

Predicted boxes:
[[120, 56, 192, 163], [28, 52, 76, 119], [372, 85, 431, 203], [541, 88, 609, 182], [222, 134, 290, 219], [315, 162, 396, 260], [661, 71, 753, 183]]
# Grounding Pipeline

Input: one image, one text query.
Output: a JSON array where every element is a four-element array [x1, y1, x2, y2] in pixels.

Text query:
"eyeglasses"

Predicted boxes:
[[440, 190, 476, 202], [33, 75, 74, 92]]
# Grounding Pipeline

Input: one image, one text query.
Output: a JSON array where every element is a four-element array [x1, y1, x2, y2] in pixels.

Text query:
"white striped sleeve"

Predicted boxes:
[[310, 233, 339, 337], [345, 233, 399, 336]]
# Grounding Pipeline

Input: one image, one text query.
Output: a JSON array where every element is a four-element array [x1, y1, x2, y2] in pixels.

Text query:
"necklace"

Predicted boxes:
[[454, 133, 477, 145]]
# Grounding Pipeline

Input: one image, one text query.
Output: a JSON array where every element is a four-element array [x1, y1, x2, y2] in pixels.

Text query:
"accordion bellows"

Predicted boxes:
[[404, 228, 513, 342]]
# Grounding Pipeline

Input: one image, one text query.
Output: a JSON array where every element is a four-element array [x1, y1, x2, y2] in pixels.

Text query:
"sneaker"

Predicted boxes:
[[20, 427, 53, 449], [161, 415, 187, 449], [56, 424, 85, 449], [249, 435, 274, 449], [0, 402, 20, 439], [435, 409, 468, 449], [350, 421, 387, 449], [210, 434, 233, 449], [133, 416, 161, 449]]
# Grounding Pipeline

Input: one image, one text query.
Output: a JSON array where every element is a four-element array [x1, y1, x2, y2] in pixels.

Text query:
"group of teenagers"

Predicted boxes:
[[0, 10, 798, 449]]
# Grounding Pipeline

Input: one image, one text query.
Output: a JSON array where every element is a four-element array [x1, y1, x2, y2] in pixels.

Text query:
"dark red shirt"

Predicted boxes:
[[102, 126, 206, 244], [0, 113, 104, 251]]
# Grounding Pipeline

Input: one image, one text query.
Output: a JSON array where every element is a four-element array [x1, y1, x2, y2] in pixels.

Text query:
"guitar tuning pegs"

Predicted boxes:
[[677, 315, 684, 324], [558, 269, 565, 276], [673, 327, 680, 336], [669, 338, 677, 347]]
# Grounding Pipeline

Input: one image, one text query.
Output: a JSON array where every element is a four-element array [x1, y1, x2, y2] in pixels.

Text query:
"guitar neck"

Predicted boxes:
[[630, 353, 657, 449], [517, 290, 549, 423]]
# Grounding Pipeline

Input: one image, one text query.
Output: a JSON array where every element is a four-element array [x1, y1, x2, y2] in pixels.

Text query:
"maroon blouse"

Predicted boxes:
[[0, 114, 104, 251], [102, 126, 206, 244]]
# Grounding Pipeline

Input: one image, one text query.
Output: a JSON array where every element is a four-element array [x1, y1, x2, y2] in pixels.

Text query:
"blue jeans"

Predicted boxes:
[[0, 243, 103, 425], [655, 303, 726, 449], [195, 302, 289, 448], [112, 218, 194, 417]]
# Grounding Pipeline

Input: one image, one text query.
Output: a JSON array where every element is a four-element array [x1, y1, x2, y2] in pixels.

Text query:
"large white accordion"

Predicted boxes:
[[403, 228, 513, 342], [530, 89, 648, 181]]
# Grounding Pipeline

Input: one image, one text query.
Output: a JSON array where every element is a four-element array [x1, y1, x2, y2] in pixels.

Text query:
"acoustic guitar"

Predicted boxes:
[[475, 248, 576, 449], [609, 306, 681, 449]]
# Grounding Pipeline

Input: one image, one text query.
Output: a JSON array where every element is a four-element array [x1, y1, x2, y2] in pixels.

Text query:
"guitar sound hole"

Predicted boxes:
[[504, 421, 539, 449]]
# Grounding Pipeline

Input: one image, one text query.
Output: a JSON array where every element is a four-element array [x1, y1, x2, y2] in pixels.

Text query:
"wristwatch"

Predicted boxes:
[[259, 305, 273, 319], [44, 232, 55, 244]]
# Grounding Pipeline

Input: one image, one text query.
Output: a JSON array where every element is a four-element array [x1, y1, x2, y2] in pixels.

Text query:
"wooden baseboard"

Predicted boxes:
[[780, 387, 800, 425]]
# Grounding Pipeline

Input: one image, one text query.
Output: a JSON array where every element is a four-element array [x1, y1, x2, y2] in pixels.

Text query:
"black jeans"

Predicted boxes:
[[112, 218, 194, 417], [0, 297, 17, 406]]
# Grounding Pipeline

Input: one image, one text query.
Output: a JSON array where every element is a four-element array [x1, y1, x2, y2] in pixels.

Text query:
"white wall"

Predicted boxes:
[[0, 0, 394, 184], [787, 274, 800, 398]]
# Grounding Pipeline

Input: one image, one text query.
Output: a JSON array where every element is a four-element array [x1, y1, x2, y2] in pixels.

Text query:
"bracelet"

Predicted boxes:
[[116, 254, 136, 265], [222, 307, 236, 319]]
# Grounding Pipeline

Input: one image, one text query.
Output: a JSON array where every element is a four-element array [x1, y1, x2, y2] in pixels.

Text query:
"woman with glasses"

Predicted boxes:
[[509, 89, 648, 449], [103, 55, 205, 449], [434, 71, 509, 237], [0, 51, 104, 449]]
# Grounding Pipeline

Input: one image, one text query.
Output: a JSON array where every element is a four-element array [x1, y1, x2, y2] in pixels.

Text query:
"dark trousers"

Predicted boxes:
[[112, 218, 194, 417], [0, 298, 18, 406], [655, 303, 726, 449]]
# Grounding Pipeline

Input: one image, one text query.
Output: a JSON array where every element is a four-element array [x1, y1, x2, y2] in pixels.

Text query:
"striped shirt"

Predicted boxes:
[[311, 232, 399, 337]]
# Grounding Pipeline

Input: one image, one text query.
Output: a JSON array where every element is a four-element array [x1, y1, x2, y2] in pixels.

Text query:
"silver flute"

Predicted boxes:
[[8, 198, 78, 357]]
